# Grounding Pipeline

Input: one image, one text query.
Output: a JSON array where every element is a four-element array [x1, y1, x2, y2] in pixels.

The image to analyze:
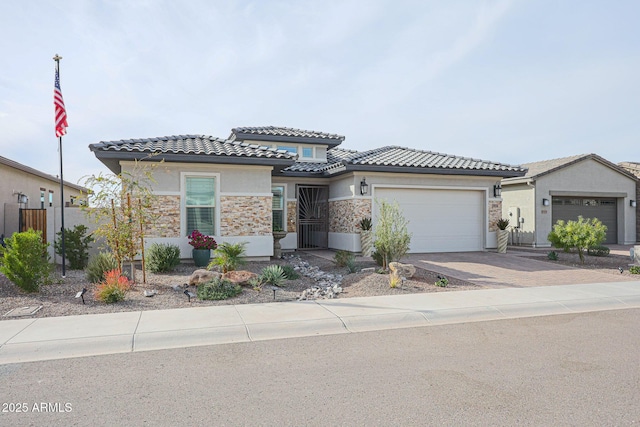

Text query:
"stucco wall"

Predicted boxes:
[[1, 162, 84, 237], [501, 182, 536, 246]]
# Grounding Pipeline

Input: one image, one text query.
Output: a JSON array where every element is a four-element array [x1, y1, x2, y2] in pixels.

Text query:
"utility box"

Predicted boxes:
[[508, 207, 520, 228]]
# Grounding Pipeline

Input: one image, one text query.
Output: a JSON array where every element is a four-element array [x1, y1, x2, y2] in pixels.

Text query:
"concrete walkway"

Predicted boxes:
[[2, 281, 639, 365]]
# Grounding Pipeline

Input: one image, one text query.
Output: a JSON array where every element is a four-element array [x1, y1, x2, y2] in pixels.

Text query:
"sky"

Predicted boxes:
[[1, 0, 639, 186]]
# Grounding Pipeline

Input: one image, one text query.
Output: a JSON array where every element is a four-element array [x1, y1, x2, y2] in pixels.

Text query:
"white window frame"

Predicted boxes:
[[301, 147, 314, 159], [271, 184, 287, 231], [181, 172, 220, 237]]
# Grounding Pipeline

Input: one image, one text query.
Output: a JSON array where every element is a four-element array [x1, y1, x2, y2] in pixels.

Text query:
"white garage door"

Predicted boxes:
[[375, 188, 484, 253]]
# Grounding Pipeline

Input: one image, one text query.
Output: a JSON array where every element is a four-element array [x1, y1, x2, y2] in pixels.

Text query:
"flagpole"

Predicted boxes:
[[53, 54, 66, 277]]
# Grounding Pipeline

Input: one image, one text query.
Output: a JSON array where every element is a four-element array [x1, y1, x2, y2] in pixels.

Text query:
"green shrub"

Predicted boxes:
[[197, 277, 242, 300], [629, 266, 640, 274], [547, 251, 559, 260], [54, 225, 94, 270], [208, 242, 247, 273], [345, 257, 359, 273], [0, 230, 52, 293], [359, 217, 372, 231], [547, 216, 607, 263], [260, 265, 287, 287], [146, 243, 181, 273], [94, 269, 131, 303], [372, 249, 384, 267], [86, 252, 119, 284], [435, 276, 449, 287], [334, 250, 355, 267], [496, 218, 510, 230], [280, 265, 300, 280], [374, 200, 411, 270], [587, 245, 610, 257]]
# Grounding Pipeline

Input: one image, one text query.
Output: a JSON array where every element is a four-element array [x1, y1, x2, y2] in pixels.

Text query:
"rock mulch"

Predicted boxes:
[[0, 252, 481, 321]]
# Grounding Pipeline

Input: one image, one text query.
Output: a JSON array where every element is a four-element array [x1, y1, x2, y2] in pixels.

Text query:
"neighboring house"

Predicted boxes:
[[0, 155, 86, 242], [501, 154, 637, 247], [89, 126, 526, 259], [619, 161, 640, 243]]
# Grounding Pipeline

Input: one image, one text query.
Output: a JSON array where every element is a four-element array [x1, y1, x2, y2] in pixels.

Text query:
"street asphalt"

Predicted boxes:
[[1, 280, 639, 365]]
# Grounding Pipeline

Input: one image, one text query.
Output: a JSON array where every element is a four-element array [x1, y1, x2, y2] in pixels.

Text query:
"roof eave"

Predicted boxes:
[[342, 164, 527, 178]]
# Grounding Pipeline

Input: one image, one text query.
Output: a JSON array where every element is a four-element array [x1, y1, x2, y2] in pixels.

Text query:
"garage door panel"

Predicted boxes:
[[375, 188, 484, 253], [551, 197, 617, 244]]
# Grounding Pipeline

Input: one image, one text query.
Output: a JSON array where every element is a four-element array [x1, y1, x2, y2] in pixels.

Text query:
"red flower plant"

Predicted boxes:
[[188, 230, 217, 250]]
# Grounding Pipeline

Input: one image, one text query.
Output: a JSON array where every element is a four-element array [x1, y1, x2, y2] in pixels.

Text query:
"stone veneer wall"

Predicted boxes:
[[488, 200, 502, 232], [286, 201, 297, 233], [145, 195, 181, 238], [220, 195, 271, 237], [329, 198, 372, 233]]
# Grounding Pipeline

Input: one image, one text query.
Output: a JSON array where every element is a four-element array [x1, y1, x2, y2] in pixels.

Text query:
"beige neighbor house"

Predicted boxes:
[[0, 155, 86, 246], [500, 154, 638, 248], [619, 161, 640, 242], [89, 126, 526, 259]]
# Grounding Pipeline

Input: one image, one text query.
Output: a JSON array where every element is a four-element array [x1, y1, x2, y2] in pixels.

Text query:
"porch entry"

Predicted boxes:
[[296, 185, 329, 249]]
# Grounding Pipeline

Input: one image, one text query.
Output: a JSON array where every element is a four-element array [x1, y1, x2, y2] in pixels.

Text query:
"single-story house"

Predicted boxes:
[[500, 154, 638, 247], [619, 161, 640, 242], [89, 126, 526, 259], [0, 155, 86, 243]]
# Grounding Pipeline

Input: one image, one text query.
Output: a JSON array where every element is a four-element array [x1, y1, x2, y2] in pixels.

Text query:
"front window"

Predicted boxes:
[[40, 188, 45, 209], [272, 185, 285, 231], [186, 176, 216, 236], [302, 147, 313, 158], [48, 190, 54, 207]]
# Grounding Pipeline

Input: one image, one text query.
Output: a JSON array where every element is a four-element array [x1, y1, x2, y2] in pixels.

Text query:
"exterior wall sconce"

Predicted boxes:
[[14, 192, 28, 204], [542, 198, 550, 206], [360, 178, 369, 195], [631, 200, 637, 208], [493, 183, 502, 197]]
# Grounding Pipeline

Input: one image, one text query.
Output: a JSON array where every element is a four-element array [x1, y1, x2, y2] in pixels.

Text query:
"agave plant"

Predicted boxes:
[[260, 265, 287, 288]]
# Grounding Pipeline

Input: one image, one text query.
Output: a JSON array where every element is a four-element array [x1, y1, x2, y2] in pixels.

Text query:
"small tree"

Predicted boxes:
[[54, 224, 94, 270], [0, 230, 52, 292], [82, 159, 161, 281], [373, 200, 411, 270], [547, 216, 607, 263]]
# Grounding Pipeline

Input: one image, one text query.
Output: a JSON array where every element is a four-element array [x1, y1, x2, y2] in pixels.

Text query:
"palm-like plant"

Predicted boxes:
[[208, 242, 247, 273]]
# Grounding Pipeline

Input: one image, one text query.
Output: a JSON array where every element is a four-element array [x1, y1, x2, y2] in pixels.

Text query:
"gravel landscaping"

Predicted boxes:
[[0, 252, 480, 320]]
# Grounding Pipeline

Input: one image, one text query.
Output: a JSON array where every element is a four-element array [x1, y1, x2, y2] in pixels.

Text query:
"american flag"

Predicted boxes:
[[54, 69, 68, 137]]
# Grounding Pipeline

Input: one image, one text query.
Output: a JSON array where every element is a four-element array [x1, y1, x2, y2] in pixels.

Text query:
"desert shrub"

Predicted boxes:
[[334, 250, 355, 267], [371, 249, 384, 267], [359, 217, 372, 231], [374, 200, 411, 270], [94, 269, 131, 303], [547, 251, 559, 260], [587, 245, 610, 257], [54, 225, 93, 270], [280, 265, 299, 280], [435, 276, 449, 287], [0, 230, 52, 293], [146, 243, 181, 273], [547, 216, 607, 263], [208, 242, 247, 273], [629, 266, 640, 274], [260, 265, 287, 288], [86, 252, 119, 284], [345, 257, 359, 273], [197, 277, 242, 300], [496, 218, 510, 230], [389, 274, 402, 288]]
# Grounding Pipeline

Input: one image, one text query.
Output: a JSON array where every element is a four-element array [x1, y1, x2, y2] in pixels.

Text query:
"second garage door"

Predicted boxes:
[[551, 197, 617, 244], [375, 188, 484, 253]]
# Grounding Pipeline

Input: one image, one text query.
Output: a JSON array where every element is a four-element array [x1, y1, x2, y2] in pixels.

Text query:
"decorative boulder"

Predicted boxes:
[[222, 270, 258, 286], [389, 262, 416, 279], [188, 269, 222, 286]]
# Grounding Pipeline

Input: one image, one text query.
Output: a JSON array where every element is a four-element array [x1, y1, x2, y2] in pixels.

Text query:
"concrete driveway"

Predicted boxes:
[[404, 249, 637, 288]]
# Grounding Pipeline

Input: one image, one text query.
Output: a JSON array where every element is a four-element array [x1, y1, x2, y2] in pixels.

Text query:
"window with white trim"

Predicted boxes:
[[272, 185, 285, 231], [277, 146, 297, 154], [301, 147, 313, 158], [186, 176, 216, 236]]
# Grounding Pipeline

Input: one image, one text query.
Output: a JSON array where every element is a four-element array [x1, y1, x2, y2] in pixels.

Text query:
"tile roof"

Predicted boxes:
[[512, 154, 637, 181], [282, 146, 525, 176], [90, 134, 296, 159], [231, 126, 345, 145], [619, 161, 640, 178]]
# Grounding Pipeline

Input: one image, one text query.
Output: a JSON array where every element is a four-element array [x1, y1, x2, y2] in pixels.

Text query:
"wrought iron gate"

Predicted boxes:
[[297, 185, 329, 249]]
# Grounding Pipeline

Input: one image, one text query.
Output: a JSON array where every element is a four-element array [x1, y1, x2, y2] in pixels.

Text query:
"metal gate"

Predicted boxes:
[[19, 209, 47, 243], [297, 185, 329, 249]]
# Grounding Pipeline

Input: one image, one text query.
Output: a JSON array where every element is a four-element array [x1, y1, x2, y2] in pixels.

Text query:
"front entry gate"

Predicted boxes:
[[297, 185, 329, 249]]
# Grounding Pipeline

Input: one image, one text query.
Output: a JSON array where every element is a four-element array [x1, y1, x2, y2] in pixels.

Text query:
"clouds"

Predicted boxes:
[[0, 0, 638, 184]]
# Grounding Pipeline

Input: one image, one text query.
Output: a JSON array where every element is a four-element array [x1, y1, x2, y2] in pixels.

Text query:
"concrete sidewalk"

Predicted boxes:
[[1, 281, 639, 365]]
